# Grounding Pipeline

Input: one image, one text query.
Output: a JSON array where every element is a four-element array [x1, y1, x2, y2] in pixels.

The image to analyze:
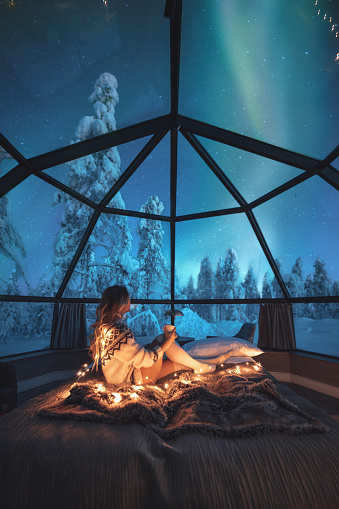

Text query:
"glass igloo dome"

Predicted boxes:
[[0, 0, 338, 357]]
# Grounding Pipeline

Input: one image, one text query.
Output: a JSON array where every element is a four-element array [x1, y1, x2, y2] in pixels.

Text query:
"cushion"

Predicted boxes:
[[183, 336, 263, 358]]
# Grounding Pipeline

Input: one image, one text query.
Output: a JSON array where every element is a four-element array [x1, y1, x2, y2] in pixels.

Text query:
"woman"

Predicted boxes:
[[89, 285, 216, 385]]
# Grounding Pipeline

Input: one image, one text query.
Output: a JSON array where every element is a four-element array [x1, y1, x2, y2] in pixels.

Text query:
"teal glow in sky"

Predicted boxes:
[[0, 0, 338, 298]]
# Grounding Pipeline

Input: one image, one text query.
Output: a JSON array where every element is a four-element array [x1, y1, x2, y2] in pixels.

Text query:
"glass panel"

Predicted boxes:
[[0, 0, 170, 157], [165, 304, 259, 343], [177, 134, 239, 215], [127, 304, 170, 338], [197, 136, 303, 203], [293, 303, 339, 357], [175, 214, 274, 299], [0, 147, 17, 177], [0, 301, 53, 357], [180, 0, 339, 158], [332, 156, 339, 171], [44, 137, 152, 205], [254, 176, 339, 298], [86, 302, 170, 341], [0, 175, 94, 296], [65, 213, 171, 299], [116, 134, 170, 214]]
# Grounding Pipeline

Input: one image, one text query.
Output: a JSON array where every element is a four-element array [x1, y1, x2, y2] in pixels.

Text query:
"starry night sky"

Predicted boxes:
[[0, 0, 338, 295]]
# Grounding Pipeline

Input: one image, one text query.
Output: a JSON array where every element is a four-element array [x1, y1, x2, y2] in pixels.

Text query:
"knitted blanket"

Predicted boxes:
[[38, 371, 328, 438]]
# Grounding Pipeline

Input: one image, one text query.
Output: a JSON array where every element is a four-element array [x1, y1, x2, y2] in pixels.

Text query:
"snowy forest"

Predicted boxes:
[[0, 73, 338, 355]]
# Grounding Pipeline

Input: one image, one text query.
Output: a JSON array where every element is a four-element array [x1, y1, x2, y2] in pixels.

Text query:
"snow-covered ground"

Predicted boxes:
[[292, 317, 339, 357], [0, 314, 338, 358]]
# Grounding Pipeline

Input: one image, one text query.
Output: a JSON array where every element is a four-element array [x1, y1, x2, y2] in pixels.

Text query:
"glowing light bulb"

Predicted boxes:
[[130, 393, 138, 399], [165, 383, 168, 389], [112, 393, 122, 404]]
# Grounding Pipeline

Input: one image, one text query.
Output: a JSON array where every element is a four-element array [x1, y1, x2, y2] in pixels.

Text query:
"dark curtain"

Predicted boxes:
[[258, 303, 296, 350], [51, 303, 87, 349]]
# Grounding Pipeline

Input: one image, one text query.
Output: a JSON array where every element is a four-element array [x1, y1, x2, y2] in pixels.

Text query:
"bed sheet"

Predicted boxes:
[[0, 367, 338, 509]]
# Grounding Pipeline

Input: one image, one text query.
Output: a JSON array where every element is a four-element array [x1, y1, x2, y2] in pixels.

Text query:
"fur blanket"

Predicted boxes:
[[38, 371, 328, 439]]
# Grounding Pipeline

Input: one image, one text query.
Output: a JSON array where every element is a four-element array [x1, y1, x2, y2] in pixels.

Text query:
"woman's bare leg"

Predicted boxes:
[[141, 358, 182, 384], [141, 336, 192, 383]]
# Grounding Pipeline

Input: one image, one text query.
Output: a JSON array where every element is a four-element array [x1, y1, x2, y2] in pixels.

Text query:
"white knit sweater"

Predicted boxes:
[[100, 321, 162, 385]]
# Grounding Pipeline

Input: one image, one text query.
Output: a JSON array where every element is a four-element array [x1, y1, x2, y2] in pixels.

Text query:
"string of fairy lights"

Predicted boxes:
[[315, 0, 339, 60], [74, 360, 264, 404]]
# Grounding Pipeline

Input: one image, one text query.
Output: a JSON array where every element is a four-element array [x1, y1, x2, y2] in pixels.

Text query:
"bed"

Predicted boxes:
[[1, 338, 339, 509]]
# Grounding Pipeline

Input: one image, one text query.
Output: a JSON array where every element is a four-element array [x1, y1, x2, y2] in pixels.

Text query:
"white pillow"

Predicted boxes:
[[183, 336, 263, 358]]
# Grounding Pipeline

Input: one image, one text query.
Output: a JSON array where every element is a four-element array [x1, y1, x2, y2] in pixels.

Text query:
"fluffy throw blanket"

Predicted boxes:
[[38, 371, 328, 438]]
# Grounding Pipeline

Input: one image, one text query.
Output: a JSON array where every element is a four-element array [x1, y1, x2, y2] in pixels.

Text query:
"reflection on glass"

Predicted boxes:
[[65, 213, 170, 299], [254, 176, 339, 298], [0, 301, 52, 357], [293, 303, 339, 357], [180, 0, 339, 158], [44, 136, 152, 204], [117, 134, 170, 214], [197, 136, 302, 203], [1, 0, 170, 157], [175, 214, 274, 299], [177, 134, 239, 215], [0, 175, 94, 296]]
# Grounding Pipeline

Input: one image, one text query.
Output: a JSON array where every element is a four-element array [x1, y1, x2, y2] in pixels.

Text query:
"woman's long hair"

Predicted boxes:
[[89, 285, 130, 370]]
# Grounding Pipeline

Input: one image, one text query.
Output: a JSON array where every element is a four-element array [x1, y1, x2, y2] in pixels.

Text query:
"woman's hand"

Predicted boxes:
[[161, 325, 177, 352]]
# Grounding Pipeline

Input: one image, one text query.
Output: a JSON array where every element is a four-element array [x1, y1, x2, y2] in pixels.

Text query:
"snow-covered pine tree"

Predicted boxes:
[[184, 275, 196, 300], [196, 255, 215, 322], [272, 258, 284, 298], [284, 257, 304, 317], [50, 73, 133, 297], [134, 196, 169, 299], [289, 257, 304, 295], [0, 193, 28, 293], [302, 273, 315, 318], [214, 249, 241, 322], [312, 258, 332, 319], [242, 264, 260, 321], [214, 257, 226, 321], [0, 270, 26, 344], [330, 281, 339, 318], [261, 272, 273, 298]]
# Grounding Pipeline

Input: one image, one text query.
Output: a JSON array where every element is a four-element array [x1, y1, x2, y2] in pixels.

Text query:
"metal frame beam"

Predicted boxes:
[[177, 115, 322, 172], [0, 115, 172, 198]]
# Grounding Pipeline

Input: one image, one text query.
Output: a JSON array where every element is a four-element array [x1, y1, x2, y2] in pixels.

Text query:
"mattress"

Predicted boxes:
[[0, 367, 338, 509]]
